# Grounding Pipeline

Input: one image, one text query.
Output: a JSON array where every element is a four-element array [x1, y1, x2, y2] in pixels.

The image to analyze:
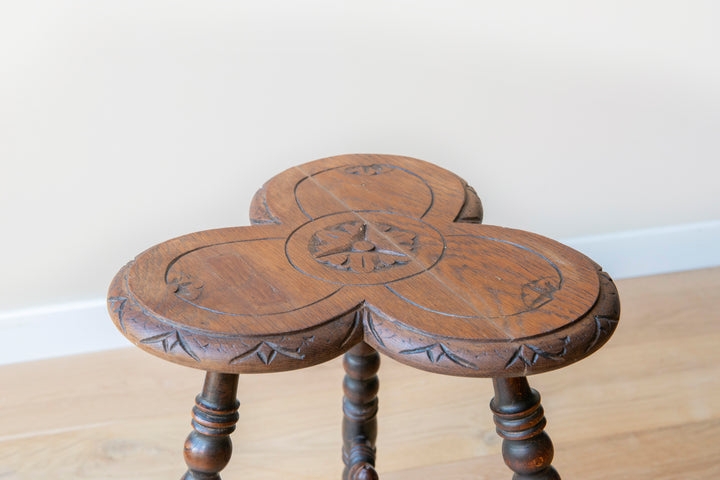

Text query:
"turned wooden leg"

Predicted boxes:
[[342, 343, 380, 480], [182, 372, 240, 480], [491, 377, 560, 480]]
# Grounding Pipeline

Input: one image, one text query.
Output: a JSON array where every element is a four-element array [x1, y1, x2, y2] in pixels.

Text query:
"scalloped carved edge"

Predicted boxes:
[[108, 254, 619, 378], [109, 264, 619, 376], [362, 268, 620, 377], [107, 263, 365, 373]]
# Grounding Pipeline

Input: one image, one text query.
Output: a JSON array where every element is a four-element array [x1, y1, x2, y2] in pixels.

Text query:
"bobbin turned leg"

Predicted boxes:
[[182, 372, 240, 480], [491, 377, 560, 480], [342, 343, 380, 480]]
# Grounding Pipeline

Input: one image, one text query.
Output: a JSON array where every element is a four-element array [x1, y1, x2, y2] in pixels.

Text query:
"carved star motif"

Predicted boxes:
[[310, 221, 416, 273]]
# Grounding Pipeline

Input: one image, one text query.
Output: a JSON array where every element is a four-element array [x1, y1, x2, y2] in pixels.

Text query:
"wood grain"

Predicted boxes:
[[107, 154, 619, 376], [2, 268, 718, 479]]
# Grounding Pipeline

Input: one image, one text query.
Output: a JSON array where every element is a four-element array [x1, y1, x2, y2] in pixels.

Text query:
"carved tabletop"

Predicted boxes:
[[108, 154, 620, 378]]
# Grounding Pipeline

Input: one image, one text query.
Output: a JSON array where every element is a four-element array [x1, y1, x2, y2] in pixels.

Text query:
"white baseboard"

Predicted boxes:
[[562, 220, 720, 280], [0, 299, 128, 366], [1, 220, 718, 366]]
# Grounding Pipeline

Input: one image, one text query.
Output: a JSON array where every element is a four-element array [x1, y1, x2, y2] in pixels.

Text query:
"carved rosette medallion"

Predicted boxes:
[[309, 221, 417, 273], [286, 211, 445, 286]]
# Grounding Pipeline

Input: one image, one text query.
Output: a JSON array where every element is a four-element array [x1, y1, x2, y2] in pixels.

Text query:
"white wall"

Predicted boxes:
[[2, 0, 719, 314]]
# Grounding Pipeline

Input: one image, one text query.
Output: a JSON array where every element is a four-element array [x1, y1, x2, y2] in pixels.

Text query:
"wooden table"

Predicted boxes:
[[108, 154, 620, 480]]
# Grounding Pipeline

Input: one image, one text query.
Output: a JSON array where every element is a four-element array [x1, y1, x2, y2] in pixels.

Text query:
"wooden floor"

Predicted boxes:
[[1, 268, 719, 479]]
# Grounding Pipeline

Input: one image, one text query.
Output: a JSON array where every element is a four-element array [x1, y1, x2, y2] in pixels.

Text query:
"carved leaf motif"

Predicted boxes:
[[440, 345, 479, 370], [399, 343, 479, 370], [227, 343, 262, 364], [400, 344, 438, 359], [140, 330, 200, 362], [343, 164, 388, 176], [168, 273, 204, 301], [108, 296, 129, 333], [228, 337, 313, 365], [505, 336, 570, 369], [175, 331, 201, 361], [264, 341, 305, 360], [521, 277, 560, 310], [585, 315, 619, 353], [363, 310, 386, 348]]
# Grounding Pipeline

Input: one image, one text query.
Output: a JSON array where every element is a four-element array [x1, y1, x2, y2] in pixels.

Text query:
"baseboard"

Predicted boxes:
[[561, 220, 720, 280], [1, 220, 718, 366], [0, 299, 129, 366]]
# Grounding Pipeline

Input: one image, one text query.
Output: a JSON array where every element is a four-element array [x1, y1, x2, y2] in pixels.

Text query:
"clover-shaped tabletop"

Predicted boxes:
[[108, 154, 620, 377]]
